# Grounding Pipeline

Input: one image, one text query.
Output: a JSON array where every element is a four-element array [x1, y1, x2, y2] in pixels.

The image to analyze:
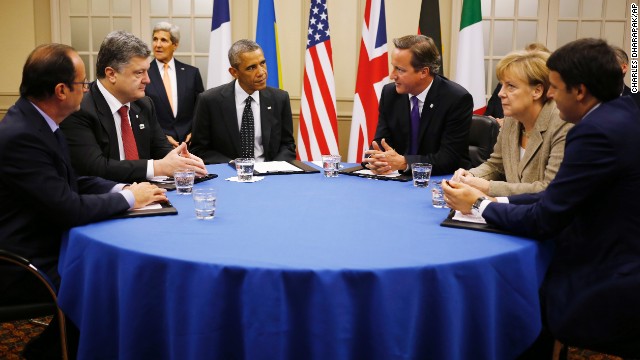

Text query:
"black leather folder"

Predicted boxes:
[[112, 201, 178, 219], [339, 165, 412, 182], [440, 210, 512, 235]]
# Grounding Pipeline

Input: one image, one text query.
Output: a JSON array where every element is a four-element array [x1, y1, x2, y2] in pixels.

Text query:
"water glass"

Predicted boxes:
[[193, 188, 217, 220], [322, 154, 341, 178], [411, 163, 432, 188], [174, 169, 195, 195], [431, 180, 447, 208], [235, 158, 255, 182]]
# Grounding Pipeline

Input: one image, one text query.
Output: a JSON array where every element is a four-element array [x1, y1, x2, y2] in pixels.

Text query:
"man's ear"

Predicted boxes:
[[228, 67, 238, 79], [54, 83, 67, 101], [104, 67, 117, 84], [575, 83, 588, 102]]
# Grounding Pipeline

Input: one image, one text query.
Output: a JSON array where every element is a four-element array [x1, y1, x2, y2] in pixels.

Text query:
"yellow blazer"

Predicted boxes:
[[469, 101, 573, 196]]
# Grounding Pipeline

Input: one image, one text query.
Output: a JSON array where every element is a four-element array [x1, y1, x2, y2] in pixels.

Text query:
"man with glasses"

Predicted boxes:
[[61, 31, 207, 183]]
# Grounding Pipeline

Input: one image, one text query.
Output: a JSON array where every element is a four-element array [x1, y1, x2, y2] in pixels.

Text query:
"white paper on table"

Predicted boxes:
[[253, 161, 303, 173], [452, 210, 487, 224], [131, 203, 163, 211], [354, 169, 401, 178], [225, 176, 265, 183]]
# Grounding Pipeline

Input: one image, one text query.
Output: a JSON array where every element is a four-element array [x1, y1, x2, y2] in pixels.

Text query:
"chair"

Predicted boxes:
[[468, 114, 500, 168], [0, 249, 68, 360]]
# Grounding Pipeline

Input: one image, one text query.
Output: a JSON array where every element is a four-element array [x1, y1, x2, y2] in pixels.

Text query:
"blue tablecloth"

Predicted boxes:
[[58, 163, 553, 360]]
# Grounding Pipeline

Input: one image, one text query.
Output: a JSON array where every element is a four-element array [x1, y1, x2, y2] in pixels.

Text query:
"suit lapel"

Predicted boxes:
[[259, 89, 273, 153], [128, 101, 149, 158], [418, 75, 440, 144], [517, 102, 553, 175], [90, 84, 121, 160], [175, 60, 187, 115], [222, 82, 242, 154]]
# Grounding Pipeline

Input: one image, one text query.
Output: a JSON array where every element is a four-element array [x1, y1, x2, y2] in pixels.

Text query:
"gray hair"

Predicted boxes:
[[393, 35, 441, 75], [153, 21, 180, 44], [96, 30, 150, 78], [228, 39, 262, 68], [612, 45, 629, 66]]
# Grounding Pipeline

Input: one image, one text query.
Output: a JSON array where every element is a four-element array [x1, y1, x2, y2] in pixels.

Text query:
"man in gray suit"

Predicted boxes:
[[191, 39, 296, 164]]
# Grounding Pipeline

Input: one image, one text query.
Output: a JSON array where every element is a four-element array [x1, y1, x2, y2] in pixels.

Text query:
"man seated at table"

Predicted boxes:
[[61, 30, 207, 183], [443, 38, 640, 358], [612, 45, 640, 109], [362, 34, 473, 176], [190, 39, 296, 164], [0, 43, 167, 359]]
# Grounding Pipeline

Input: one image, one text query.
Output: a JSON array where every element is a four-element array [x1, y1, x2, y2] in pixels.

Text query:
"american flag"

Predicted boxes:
[[297, 0, 338, 161], [347, 0, 389, 162]]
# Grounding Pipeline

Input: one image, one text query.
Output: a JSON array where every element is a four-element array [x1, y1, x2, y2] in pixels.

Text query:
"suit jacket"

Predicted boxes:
[[146, 59, 204, 142], [469, 101, 573, 196], [373, 75, 473, 175], [0, 97, 129, 293], [190, 80, 296, 164], [622, 84, 640, 109], [484, 83, 504, 119], [60, 81, 173, 183], [482, 96, 640, 355]]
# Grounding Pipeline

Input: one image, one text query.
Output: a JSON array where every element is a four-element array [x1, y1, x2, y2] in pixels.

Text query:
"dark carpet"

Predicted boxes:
[[0, 317, 625, 360]]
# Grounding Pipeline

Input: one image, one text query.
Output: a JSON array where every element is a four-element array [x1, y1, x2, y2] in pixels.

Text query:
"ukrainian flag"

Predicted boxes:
[[256, 0, 282, 89]]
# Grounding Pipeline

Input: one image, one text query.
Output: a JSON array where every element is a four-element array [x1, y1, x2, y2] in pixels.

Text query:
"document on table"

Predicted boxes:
[[131, 203, 163, 211], [254, 161, 304, 173], [451, 210, 487, 224]]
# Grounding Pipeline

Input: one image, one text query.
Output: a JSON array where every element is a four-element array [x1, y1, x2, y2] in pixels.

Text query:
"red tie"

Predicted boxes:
[[118, 105, 139, 160]]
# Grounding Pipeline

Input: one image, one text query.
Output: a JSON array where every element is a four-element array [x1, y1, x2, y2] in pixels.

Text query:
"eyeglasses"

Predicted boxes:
[[71, 80, 91, 90]]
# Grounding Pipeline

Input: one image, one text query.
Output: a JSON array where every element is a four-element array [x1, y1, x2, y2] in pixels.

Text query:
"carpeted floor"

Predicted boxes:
[[0, 318, 626, 360], [0, 317, 50, 359]]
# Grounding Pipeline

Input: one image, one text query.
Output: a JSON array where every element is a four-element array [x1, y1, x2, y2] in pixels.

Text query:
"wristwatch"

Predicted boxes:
[[472, 196, 488, 213]]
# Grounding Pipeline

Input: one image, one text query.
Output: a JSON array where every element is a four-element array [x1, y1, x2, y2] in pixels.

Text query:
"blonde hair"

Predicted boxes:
[[496, 50, 551, 102]]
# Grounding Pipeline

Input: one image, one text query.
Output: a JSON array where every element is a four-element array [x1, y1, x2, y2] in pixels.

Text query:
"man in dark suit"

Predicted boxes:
[[443, 39, 640, 357], [363, 35, 473, 176], [0, 43, 166, 358], [613, 45, 640, 109], [190, 39, 296, 164], [146, 22, 204, 147], [61, 31, 207, 183]]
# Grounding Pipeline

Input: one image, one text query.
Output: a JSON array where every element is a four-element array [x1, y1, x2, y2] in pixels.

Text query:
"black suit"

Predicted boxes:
[[483, 97, 640, 356], [190, 80, 296, 164], [61, 81, 173, 183], [373, 75, 473, 175], [0, 97, 129, 296], [622, 84, 640, 109], [146, 59, 204, 142]]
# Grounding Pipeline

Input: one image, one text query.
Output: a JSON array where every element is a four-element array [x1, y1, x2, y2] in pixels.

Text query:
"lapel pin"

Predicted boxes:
[[429, 104, 434, 108], [136, 114, 139, 118], [139, 124, 145, 130], [267, 106, 272, 110]]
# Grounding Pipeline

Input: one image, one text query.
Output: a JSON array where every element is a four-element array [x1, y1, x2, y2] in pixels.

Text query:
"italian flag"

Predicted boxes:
[[455, 0, 486, 114]]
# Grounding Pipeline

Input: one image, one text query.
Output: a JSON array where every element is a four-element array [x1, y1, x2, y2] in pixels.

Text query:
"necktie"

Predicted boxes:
[[240, 97, 254, 158], [410, 96, 420, 155], [163, 63, 175, 113], [118, 105, 139, 160]]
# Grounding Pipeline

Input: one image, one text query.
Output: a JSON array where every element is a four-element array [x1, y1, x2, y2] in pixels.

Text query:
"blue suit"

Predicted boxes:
[[482, 96, 640, 355], [146, 59, 204, 143], [0, 98, 129, 295]]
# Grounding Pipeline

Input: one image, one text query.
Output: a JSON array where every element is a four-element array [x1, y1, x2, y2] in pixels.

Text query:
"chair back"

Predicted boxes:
[[0, 249, 68, 359], [469, 115, 500, 168]]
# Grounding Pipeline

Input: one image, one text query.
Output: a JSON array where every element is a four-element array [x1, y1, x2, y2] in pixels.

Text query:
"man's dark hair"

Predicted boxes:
[[96, 30, 151, 78], [228, 39, 262, 69], [392, 35, 441, 75], [19, 43, 77, 100], [547, 38, 622, 102]]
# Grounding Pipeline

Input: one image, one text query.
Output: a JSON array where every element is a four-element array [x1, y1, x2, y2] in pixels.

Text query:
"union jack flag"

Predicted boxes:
[[347, 0, 389, 162], [297, 0, 338, 161]]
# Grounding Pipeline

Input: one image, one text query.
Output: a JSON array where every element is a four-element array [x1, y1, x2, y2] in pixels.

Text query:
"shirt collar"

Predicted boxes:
[[155, 57, 176, 71], [234, 80, 260, 106], [97, 79, 130, 114], [409, 81, 432, 104], [29, 101, 58, 132]]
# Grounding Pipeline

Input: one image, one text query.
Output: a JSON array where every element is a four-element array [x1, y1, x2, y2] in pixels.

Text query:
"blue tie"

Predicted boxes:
[[410, 96, 420, 155]]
